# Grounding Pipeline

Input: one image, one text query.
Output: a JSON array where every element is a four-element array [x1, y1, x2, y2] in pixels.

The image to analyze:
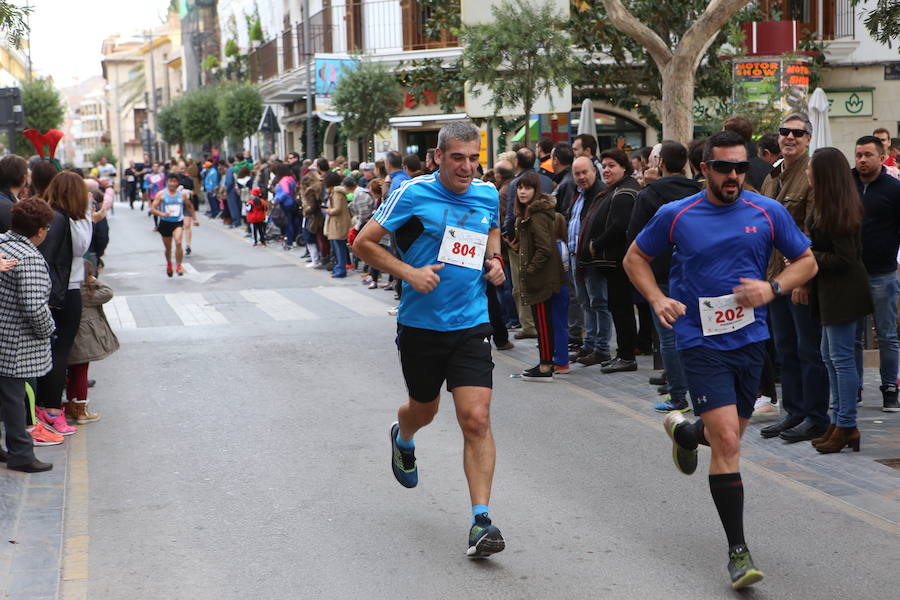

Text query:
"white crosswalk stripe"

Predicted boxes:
[[104, 286, 391, 330], [106, 296, 137, 330], [165, 292, 228, 326], [240, 289, 317, 321], [311, 286, 389, 317]]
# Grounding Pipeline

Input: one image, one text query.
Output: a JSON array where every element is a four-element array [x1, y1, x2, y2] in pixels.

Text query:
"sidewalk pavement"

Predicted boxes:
[[0, 442, 67, 599], [499, 341, 900, 526]]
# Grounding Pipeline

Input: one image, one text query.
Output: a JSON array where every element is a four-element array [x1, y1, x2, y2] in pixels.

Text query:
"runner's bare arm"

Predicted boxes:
[[354, 218, 443, 294], [482, 227, 505, 286], [150, 192, 166, 218], [623, 241, 686, 329], [733, 248, 817, 308]]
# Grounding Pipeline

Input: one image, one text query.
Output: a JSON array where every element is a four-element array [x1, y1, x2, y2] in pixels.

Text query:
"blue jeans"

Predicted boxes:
[[574, 263, 611, 355], [330, 239, 348, 277], [206, 191, 220, 217], [769, 296, 829, 424], [868, 272, 899, 388], [551, 286, 570, 366], [227, 192, 241, 227], [650, 283, 689, 402], [822, 320, 860, 427]]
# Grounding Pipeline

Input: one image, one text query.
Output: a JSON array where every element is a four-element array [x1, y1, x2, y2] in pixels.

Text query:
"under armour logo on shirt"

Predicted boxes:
[[745, 226, 757, 233], [481, 216, 489, 224]]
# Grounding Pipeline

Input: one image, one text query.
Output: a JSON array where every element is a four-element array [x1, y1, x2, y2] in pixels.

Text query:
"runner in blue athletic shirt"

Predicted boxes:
[[624, 130, 818, 590], [354, 121, 508, 559]]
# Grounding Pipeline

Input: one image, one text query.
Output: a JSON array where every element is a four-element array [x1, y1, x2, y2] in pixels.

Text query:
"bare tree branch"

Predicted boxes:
[[601, 0, 673, 67], [678, 0, 750, 64]]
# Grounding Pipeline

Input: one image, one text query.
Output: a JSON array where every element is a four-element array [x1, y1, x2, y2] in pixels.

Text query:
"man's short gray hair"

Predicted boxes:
[[781, 112, 812, 134], [437, 121, 481, 152]]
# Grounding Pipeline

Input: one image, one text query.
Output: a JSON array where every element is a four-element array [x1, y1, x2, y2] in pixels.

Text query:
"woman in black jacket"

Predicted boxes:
[[805, 147, 873, 454], [582, 149, 642, 373], [35, 171, 91, 436]]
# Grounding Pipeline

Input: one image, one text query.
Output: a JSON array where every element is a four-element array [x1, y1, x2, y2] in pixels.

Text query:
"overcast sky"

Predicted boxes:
[[27, 0, 172, 88]]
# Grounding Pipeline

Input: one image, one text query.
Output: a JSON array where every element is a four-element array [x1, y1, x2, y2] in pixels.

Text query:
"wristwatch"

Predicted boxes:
[[768, 279, 783, 297]]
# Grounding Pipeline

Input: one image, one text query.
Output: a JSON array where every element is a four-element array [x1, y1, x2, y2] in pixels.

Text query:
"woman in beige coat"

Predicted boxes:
[[66, 261, 119, 423], [323, 171, 351, 278]]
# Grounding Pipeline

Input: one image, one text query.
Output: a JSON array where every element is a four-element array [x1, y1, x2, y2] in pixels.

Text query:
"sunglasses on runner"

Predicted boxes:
[[706, 160, 750, 175], [778, 127, 809, 138]]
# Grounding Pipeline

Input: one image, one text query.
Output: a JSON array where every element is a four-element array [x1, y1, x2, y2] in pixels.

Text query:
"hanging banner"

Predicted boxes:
[[732, 56, 810, 112]]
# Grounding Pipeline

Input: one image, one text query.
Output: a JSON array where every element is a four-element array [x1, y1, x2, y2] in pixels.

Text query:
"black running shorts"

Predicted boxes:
[[158, 220, 184, 238], [397, 323, 494, 403]]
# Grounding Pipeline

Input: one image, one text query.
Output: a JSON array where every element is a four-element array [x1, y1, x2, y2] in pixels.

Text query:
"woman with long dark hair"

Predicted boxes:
[[514, 172, 565, 380], [806, 147, 873, 453], [35, 171, 92, 436]]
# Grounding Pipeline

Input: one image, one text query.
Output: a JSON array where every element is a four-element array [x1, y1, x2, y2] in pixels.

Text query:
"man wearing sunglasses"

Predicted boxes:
[[758, 114, 831, 444], [624, 130, 817, 589]]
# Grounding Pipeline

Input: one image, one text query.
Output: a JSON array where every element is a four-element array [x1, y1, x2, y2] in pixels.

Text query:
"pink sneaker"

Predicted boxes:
[[36, 407, 76, 436]]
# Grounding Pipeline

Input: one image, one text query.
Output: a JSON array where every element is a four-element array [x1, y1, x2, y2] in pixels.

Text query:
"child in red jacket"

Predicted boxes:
[[246, 187, 268, 246]]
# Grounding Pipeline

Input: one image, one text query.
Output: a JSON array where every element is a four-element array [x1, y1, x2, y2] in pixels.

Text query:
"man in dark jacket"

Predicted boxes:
[[567, 156, 611, 365], [854, 135, 900, 412], [551, 142, 575, 216], [0, 155, 28, 232], [627, 140, 702, 411]]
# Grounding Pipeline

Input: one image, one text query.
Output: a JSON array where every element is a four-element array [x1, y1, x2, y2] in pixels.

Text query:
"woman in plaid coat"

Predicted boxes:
[[0, 198, 57, 472]]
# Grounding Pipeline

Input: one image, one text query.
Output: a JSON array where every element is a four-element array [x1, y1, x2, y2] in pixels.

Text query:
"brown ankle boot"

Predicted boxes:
[[815, 426, 860, 453], [64, 401, 79, 421], [70, 399, 101, 424], [810, 424, 836, 447]]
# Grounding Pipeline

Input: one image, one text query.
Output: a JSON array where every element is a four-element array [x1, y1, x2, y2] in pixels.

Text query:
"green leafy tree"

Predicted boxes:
[[17, 78, 65, 157], [89, 145, 117, 166], [397, 57, 465, 114], [217, 83, 263, 143], [852, 0, 899, 51], [178, 88, 222, 145], [0, 0, 31, 48], [460, 0, 579, 147], [331, 58, 403, 161], [156, 99, 185, 146]]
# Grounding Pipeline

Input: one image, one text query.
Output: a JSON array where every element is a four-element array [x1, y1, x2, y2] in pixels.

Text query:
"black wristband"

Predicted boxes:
[[768, 279, 782, 296]]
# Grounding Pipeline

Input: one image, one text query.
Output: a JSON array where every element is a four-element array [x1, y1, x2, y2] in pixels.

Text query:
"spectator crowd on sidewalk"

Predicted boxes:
[[1, 117, 898, 474]]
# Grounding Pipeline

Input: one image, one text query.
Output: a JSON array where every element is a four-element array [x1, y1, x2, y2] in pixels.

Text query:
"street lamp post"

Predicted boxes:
[[302, 0, 315, 159], [143, 30, 161, 162]]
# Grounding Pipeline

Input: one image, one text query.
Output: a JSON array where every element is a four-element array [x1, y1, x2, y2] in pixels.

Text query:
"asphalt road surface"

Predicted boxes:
[[64, 205, 899, 599]]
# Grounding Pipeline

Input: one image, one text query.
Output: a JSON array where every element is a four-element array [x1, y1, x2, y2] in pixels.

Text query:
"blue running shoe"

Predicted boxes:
[[390, 422, 417, 488], [654, 395, 692, 413], [467, 513, 505, 558]]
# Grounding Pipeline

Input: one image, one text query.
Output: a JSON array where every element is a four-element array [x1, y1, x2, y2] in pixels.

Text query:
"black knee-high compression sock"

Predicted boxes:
[[673, 419, 709, 449], [709, 473, 746, 549]]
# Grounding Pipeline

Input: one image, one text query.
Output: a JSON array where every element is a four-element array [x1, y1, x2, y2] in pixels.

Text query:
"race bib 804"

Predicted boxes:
[[437, 226, 488, 270]]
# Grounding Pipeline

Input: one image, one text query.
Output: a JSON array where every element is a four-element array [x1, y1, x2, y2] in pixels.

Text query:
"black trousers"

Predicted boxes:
[[606, 267, 637, 361], [37, 289, 82, 410], [0, 377, 37, 467], [252, 222, 267, 244], [487, 284, 509, 347]]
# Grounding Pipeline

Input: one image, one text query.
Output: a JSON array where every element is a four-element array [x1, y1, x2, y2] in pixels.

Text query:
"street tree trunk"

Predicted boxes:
[[602, 0, 751, 146]]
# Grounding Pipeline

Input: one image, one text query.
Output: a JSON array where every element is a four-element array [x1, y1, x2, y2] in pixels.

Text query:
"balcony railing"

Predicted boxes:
[[248, 0, 458, 84], [754, 0, 856, 41]]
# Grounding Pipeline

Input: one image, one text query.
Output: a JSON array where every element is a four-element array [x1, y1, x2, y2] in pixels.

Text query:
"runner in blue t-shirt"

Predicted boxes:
[[624, 131, 818, 590], [354, 121, 507, 559], [150, 173, 194, 277]]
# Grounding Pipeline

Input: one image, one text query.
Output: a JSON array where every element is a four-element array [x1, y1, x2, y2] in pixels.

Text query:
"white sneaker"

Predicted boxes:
[[752, 396, 780, 418], [387, 306, 399, 316]]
